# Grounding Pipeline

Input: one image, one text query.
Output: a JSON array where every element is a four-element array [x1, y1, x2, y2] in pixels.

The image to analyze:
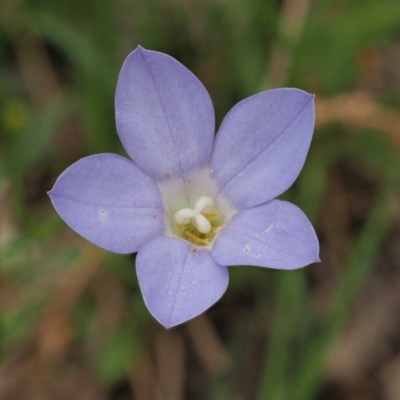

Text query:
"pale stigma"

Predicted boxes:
[[174, 196, 214, 234], [175, 208, 196, 224]]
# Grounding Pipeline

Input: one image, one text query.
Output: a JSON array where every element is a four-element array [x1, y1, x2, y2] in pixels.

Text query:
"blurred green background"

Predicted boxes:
[[1, 0, 400, 399]]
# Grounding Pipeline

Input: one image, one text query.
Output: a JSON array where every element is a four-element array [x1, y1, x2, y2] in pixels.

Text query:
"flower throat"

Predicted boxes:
[[173, 196, 224, 246], [157, 169, 237, 248]]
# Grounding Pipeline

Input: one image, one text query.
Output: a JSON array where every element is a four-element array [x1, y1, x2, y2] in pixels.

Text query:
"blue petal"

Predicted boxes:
[[136, 236, 229, 328], [48, 154, 164, 254], [212, 200, 319, 269], [115, 46, 215, 182], [210, 89, 315, 209]]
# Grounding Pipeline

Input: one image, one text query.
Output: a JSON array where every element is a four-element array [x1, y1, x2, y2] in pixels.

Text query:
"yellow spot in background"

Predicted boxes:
[[2, 100, 29, 133]]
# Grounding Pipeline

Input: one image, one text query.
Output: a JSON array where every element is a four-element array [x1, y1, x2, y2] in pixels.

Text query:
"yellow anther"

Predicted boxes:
[[202, 212, 218, 219], [184, 231, 210, 245]]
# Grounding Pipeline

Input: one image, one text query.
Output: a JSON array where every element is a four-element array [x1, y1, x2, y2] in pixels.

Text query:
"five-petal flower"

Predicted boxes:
[[48, 46, 319, 328]]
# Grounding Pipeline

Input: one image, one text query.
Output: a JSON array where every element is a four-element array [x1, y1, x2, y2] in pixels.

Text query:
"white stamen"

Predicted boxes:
[[194, 196, 214, 214], [195, 214, 212, 233], [175, 208, 196, 224]]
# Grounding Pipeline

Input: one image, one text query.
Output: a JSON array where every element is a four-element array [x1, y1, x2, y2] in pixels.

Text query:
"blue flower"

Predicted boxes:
[[49, 47, 319, 328]]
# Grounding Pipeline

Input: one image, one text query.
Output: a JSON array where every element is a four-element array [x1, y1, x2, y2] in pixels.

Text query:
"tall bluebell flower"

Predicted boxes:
[[49, 47, 319, 328]]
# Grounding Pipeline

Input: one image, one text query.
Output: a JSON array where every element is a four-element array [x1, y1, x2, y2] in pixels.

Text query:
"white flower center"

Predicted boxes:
[[157, 168, 238, 248], [175, 196, 214, 234]]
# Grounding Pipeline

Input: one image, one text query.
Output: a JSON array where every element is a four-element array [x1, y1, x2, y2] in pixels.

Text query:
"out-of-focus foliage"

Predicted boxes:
[[1, 0, 400, 399]]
